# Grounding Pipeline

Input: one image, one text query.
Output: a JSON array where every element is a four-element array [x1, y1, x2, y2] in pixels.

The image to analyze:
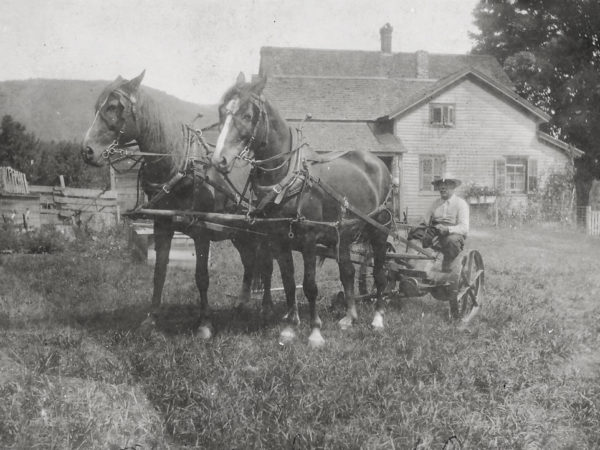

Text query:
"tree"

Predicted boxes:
[[470, 0, 600, 203], [0, 115, 40, 177], [0, 114, 104, 188]]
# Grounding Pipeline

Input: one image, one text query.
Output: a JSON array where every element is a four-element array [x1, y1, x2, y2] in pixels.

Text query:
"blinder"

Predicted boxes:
[[98, 87, 139, 160]]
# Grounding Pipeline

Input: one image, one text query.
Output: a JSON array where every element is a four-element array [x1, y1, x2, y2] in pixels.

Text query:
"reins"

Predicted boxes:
[[96, 86, 252, 211]]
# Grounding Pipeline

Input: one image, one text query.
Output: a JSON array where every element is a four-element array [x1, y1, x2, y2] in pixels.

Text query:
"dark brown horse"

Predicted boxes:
[[82, 71, 273, 337], [212, 74, 392, 347]]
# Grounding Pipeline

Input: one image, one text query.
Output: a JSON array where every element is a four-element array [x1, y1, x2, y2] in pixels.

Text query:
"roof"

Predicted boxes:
[[387, 67, 551, 123], [537, 131, 584, 158], [262, 76, 432, 121], [259, 47, 512, 85], [296, 121, 406, 154]]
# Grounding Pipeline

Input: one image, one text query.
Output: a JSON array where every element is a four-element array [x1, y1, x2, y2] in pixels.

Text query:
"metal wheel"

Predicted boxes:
[[449, 250, 484, 322]]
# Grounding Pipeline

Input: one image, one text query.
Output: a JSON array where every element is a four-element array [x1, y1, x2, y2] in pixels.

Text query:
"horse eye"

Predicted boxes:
[[242, 113, 252, 121]]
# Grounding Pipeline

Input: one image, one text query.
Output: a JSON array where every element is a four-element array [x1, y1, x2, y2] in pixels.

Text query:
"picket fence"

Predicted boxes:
[[586, 206, 600, 236]]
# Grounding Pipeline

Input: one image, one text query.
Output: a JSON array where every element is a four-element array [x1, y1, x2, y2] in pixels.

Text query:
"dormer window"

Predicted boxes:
[[430, 103, 455, 127]]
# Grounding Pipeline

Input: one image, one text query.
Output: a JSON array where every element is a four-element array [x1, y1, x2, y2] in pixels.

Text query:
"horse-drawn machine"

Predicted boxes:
[[82, 71, 485, 346]]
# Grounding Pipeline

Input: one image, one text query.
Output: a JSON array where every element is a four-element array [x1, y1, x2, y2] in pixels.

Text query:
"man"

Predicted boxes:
[[409, 176, 469, 272]]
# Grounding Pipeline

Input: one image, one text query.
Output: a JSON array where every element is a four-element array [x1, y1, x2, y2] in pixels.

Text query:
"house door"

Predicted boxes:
[[377, 156, 401, 220]]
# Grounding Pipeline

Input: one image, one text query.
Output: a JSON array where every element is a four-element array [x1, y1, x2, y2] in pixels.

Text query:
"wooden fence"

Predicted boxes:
[[0, 166, 29, 194], [585, 206, 600, 236], [30, 185, 119, 231]]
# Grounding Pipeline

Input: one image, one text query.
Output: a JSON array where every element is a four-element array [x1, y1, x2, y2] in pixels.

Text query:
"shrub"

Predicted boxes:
[[0, 227, 69, 254], [21, 228, 67, 254]]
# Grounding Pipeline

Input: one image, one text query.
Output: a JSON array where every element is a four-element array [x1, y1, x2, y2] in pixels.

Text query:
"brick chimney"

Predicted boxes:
[[380, 23, 393, 54], [416, 50, 429, 78]]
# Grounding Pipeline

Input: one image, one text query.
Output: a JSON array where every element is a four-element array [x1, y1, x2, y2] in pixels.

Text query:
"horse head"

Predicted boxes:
[[212, 73, 269, 174], [82, 70, 146, 166]]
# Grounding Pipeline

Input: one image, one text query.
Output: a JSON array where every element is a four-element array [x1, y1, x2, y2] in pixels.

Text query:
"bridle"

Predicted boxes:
[[96, 87, 174, 174], [99, 88, 140, 161], [223, 93, 299, 174]]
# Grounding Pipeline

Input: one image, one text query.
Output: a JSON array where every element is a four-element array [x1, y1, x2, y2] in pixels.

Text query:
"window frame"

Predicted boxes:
[[429, 103, 456, 127], [505, 156, 528, 194], [495, 156, 538, 194], [419, 154, 446, 192]]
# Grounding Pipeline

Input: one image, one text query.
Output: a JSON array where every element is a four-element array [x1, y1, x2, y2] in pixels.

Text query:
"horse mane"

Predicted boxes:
[[96, 78, 187, 167], [135, 89, 185, 161]]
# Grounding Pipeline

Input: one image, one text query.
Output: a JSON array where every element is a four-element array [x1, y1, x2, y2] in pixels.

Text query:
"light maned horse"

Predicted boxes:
[[212, 74, 392, 346], [81, 71, 273, 337]]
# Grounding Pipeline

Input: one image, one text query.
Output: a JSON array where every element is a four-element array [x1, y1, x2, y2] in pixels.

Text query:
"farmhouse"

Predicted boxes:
[[257, 24, 584, 221]]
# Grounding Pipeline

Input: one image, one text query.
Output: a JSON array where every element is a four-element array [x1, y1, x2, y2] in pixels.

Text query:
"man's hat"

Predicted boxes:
[[432, 173, 462, 188]]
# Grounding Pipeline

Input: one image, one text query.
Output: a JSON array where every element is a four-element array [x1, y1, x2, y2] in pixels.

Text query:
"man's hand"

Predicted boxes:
[[435, 224, 449, 236]]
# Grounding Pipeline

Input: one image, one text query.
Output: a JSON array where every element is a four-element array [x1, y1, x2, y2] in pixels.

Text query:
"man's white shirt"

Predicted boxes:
[[423, 194, 470, 236]]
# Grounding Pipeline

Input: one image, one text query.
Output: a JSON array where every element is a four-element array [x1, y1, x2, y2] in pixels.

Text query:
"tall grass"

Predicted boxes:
[[0, 225, 599, 449]]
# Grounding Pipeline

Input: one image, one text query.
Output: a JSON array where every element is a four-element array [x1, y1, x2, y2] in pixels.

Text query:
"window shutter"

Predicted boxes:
[[494, 159, 506, 193], [527, 159, 538, 192]]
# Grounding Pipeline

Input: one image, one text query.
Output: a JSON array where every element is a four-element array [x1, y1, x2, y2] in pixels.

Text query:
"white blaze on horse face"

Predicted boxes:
[[83, 109, 101, 145], [83, 94, 111, 151], [214, 98, 239, 162]]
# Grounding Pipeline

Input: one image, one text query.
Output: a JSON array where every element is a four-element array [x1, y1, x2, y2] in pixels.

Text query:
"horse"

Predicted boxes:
[[81, 71, 273, 337], [211, 73, 393, 347]]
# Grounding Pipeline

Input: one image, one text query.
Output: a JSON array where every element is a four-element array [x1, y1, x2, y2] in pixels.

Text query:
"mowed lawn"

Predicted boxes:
[[1, 225, 599, 449]]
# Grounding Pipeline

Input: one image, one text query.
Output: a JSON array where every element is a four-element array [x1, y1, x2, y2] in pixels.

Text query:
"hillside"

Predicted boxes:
[[0, 79, 218, 143]]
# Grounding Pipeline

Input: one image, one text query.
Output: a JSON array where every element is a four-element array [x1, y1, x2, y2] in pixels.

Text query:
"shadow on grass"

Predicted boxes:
[[74, 302, 286, 337]]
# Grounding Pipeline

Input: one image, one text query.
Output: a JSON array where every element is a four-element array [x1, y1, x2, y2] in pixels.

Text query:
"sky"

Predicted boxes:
[[0, 0, 481, 105]]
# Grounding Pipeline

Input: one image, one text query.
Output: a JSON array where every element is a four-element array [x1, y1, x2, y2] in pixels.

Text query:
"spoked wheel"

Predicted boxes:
[[449, 250, 485, 322]]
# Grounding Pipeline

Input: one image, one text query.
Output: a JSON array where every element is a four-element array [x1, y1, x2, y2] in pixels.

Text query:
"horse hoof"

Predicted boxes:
[[283, 312, 300, 327], [371, 312, 384, 330], [139, 316, 157, 336], [338, 316, 353, 330], [197, 326, 212, 340], [279, 326, 296, 346], [308, 329, 325, 348]]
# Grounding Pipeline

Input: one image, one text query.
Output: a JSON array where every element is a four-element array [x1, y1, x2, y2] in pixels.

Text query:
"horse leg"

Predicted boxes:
[[370, 231, 389, 330], [232, 237, 254, 309], [303, 236, 324, 348], [274, 241, 299, 344], [193, 237, 212, 339], [233, 238, 274, 318], [258, 242, 274, 317], [140, 220, 173, 332], [338, 239, 358, 330]]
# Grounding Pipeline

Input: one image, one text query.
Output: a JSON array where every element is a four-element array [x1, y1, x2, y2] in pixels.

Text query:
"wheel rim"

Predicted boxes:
[[454, 250, 484, 320]]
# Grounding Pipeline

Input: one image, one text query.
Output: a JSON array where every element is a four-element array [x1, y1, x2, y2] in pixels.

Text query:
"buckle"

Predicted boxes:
[[273, 184, 283, 194], [162, 185, 171, 194]]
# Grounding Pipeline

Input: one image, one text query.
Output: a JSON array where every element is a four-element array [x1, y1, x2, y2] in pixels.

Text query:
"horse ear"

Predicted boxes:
[[253, 76, 267, 95], [236, 72, 246, 88], [126, 70, 146, 92], [115, 75, 124, 82]]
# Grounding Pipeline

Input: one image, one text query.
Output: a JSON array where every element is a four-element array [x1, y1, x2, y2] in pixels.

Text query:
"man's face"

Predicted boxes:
[[438, 182, 455, 200]]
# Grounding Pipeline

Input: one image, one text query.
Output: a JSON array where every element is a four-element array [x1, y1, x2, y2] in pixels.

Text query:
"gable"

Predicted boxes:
[[387, 69, 550, 123]]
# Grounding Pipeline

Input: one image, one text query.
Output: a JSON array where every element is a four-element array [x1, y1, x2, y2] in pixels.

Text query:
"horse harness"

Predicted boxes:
[[96, 86, 254, 212], [101, 86, 394, 241]]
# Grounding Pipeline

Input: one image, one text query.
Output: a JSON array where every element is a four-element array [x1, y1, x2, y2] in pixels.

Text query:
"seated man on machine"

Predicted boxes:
[[408, 175, 469, 273]]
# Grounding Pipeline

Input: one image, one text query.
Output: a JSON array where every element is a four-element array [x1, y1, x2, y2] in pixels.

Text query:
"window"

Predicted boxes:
[[430, 103, 455, 127], [420, 155, 446, 191], [495, 157, 538, 194], [506, 157, 527, 193]]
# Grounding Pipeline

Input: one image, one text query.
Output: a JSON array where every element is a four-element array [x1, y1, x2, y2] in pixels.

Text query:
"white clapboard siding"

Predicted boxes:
[[395, 78, 573, 221]]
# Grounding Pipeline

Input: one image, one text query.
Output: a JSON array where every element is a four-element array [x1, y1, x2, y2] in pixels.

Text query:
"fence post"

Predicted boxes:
[[586, 205, 592, 235]]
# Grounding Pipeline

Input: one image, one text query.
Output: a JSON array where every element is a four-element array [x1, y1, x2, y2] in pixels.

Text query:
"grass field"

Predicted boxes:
[[1, 224, 599, 449]]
